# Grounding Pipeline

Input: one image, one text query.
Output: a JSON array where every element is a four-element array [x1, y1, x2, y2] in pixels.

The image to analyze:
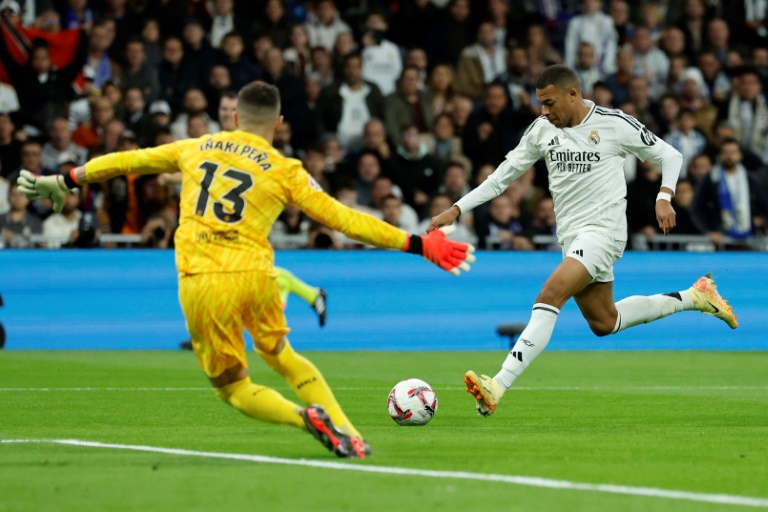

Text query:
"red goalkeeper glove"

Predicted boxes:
[[403, 225, 475, 276]]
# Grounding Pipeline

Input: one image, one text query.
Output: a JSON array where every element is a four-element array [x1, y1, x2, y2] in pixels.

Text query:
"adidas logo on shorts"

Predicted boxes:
[[572, 249, 584, 257]]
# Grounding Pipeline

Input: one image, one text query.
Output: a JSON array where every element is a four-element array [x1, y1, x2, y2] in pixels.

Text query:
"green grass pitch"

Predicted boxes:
[[1, 350, 766, 512]]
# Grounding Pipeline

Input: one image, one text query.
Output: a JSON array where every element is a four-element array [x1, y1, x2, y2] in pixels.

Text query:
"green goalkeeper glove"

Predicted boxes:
[[17, 170, 72, 213]]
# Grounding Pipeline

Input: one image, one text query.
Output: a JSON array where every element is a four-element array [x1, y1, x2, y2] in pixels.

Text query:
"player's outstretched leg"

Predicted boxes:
[[214, 376, 306, 428], [611, 273, 738, 334], [275, 267, 326, 326], [258, 339, 363, 439], [301, 405, 370, 459]]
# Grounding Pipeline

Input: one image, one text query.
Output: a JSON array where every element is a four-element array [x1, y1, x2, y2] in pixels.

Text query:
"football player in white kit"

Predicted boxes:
[[427, 66, 738, 417]]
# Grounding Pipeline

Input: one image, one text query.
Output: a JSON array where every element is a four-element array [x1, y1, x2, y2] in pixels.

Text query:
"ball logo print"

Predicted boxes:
[[387, 378, 438, 426]]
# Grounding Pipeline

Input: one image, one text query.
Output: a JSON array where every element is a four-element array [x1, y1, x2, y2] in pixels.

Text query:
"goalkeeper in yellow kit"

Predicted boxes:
[[17, 82, 475, 459]]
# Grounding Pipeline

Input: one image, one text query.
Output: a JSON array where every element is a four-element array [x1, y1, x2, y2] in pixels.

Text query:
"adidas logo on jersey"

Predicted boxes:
[[572, 249, 583, 257], [548, 136, 560, 146]]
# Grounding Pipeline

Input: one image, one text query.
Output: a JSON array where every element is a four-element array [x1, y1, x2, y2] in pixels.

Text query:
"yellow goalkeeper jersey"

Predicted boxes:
[[84, 130, 408, 274]]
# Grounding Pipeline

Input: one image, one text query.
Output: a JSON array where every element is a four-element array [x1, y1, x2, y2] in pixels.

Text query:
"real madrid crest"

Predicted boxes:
[[588, 130, 600, 146]]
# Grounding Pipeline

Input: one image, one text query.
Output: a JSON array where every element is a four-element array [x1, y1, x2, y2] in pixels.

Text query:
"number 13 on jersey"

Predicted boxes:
[[195, 161, 254, 224]]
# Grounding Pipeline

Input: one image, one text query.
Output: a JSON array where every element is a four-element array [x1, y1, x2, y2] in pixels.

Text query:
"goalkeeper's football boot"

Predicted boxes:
[[464, 371, 504, 417], [312, 289, 328, 327], [301, 405, 369, 458], [688, 273, 738, 329]]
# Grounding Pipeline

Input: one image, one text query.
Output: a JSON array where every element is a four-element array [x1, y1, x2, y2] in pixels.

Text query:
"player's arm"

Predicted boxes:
[[16, 143, 182, 211], [428, 119, 544, 232], [289, 167, 475, 275], [618, 117, 683, 235]]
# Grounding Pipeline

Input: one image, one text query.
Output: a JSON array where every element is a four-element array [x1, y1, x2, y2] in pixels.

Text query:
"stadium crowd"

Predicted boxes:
[[0, 0, 766, 251]]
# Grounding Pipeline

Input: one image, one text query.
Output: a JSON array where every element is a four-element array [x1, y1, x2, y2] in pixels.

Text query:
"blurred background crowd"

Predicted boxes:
[[0, 0, 766, 251]]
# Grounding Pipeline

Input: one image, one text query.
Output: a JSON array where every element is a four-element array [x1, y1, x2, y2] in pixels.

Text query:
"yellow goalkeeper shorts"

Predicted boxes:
[[178, 270, 290, 378]]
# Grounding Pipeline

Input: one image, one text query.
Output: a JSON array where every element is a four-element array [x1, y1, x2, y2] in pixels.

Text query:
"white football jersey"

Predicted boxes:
[[455, 101, 683, 242]]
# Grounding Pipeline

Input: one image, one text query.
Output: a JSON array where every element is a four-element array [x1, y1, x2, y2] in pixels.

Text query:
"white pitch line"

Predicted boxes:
[[2, 438, 767, 509], [0, 386, 766, 392]]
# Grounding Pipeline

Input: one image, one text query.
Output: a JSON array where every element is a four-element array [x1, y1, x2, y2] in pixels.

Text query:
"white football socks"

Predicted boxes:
[[612, 290, 694, 334], [494, 303, 560, 391]]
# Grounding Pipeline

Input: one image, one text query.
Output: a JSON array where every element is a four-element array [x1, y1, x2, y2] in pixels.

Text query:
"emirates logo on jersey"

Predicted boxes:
[[588, 130, 601, 146]]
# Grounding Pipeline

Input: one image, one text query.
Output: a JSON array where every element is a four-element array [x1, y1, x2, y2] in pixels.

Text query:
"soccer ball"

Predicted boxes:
[[387, 378, 438, 426]]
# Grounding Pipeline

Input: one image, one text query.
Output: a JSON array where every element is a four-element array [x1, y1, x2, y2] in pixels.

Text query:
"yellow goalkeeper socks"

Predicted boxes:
[[259, 342, 362, 439], [275, 267, 319, 307], [215, 377, 305, 429]]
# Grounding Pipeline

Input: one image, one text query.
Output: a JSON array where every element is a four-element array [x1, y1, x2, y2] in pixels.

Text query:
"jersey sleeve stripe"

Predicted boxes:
[[594, 109, 642, 131], [523, 116, 546, 136], [595, 106, 643, 129]]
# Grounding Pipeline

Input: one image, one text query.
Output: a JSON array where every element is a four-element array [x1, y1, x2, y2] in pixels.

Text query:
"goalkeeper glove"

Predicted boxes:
[[17, 170, 74, 213], [404, 225, 475, 276]]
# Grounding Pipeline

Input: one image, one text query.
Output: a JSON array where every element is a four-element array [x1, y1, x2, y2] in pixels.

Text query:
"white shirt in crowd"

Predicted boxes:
[[455, 101, 683, 243], [336, 83, 371, 150], [43, 210, 81, 248], [210, 14, 234, 48], [565, 12, 618, 75], [362, 39, 402, 96], [306, 16, 352, 52], [0, 82, 19, 113]]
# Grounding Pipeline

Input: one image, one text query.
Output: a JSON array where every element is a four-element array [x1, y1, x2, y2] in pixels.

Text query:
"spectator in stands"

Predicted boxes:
[[627, 160, 663, 243], [404, 48, 428, 89], [526, 24, 562, 71], [271, 203, 310, 249], [370, 176, 416, 229], [695, 138, 768, 244], [425, 0, 472, 66], [315, 53, 385, 151], [385, 67, 434, 145], [629, 25, 670, 99], [334, 180, 380, 218], [209, 0, 247, 49], [574, 43, 603, 97], [346, 118, 395, 177], [698, 51, 731, 105], [123, 87, 154, 147], [355, 151, 382, 208], [427, 64, 456, 116], [252, 0, 292, 49], [73, 97, 115, 151], [627, 76, 660, 134], [658, 94, 681, 135], [592, 80, 614, 107], [16, 141, 53, 180], [0, 78, 19, 115], [679, 68, 719, 141], [303, 146, 332, 192], [0, 35, 88, 132], [170, 88, 220, 141], [724, 68, 768, 163], [158, 36, 192, 114], [451, 95, 473, 137], [454, 21, 506, 102], [360, 9, 402, 96], [393, 124, 442, 212], [187, 114, 209, 138], [463, 83, 519, 173], [310, 47, 334, 86], [306, 0, 351, 52], [423, 113, 469, 173], [42, 118, 87, 170], [476, 193, 533, 250], [121, 37, 160, 104], [141, 19, 162, 69], [437, 161, 471, 204], [63, 0, 94, 30], [529, 196, 557, 239], [102, 119, 126, 154], [283, 24, 312, 79], [609, 0, 633, 47], [331, 32, 356, 77], [674, 0, 708, 58], [495, 46, 537, 109], [661, 27, 689, 62], [263, 47, 312, 149], [42, 189, 82, 248], [665, 108, 707, 177], [706, 18, 733, 65], [380, 194, 419, 232], [0, 182, 42, 248], [672, 179, 704, 235], [203, 65, 232, 119], [604, 47, 634, 106], [217, 32, 261, 91], [217, 91, 237, 132], [85, 21, 117, 92], [182, 18, 217, 86], [687, 152, 713, 187], [0, 114, 21, 178], [565, 0, 618, 75]]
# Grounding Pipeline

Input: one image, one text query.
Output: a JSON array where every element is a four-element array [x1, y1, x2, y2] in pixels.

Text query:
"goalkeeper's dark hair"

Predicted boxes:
[[237, 81, 281, 125], [536, 65, 581, 92]]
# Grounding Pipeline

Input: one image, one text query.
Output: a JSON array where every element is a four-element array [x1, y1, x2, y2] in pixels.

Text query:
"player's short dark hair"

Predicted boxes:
[[237, 81, 281, 124], [536, 65, 580, 91]]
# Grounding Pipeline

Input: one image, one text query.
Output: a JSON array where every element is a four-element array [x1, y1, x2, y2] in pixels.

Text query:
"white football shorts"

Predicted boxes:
[[560, 228, 626, 283]]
